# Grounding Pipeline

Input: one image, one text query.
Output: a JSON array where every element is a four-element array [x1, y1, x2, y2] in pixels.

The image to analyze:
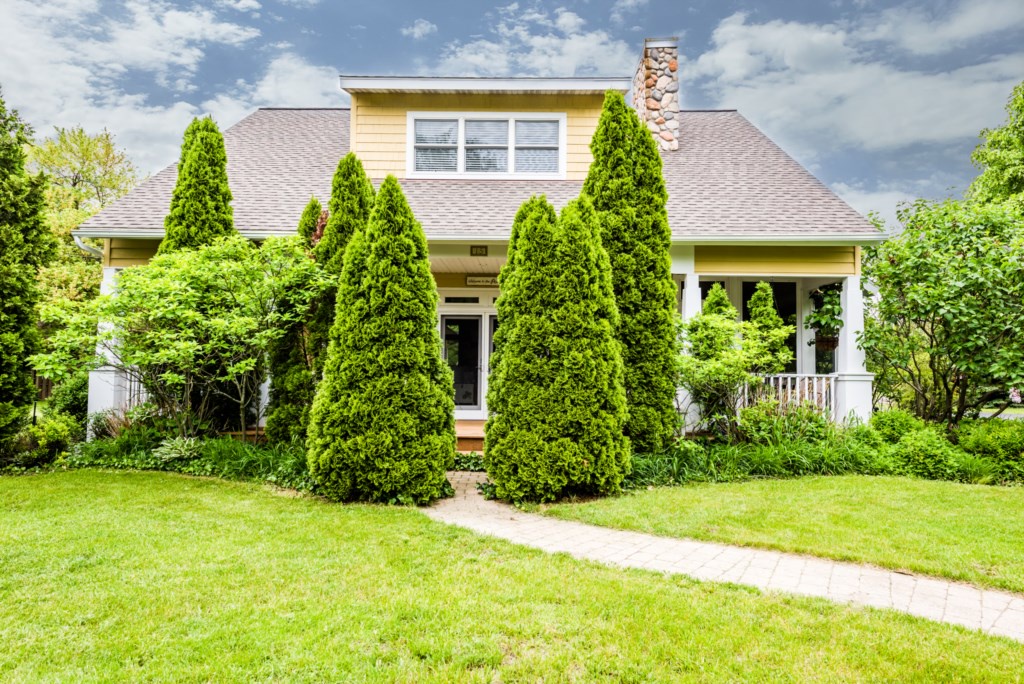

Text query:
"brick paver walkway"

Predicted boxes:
[[424, 471, 1024, 642]]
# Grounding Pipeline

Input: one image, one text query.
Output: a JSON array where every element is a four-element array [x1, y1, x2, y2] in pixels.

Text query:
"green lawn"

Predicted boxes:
[[544, 475, 1024, 594], [2, 472, 1023, 682]]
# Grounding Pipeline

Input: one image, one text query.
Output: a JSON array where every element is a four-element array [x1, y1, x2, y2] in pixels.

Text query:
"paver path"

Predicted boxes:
[[425, 471, 1024, 642]]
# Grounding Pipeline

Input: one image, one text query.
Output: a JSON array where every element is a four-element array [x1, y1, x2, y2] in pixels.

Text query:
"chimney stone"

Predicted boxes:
[[633, 37, 679, 152]]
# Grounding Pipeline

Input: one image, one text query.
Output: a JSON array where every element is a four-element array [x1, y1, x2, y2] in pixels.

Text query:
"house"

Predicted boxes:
[[74, 37, 883, 433]]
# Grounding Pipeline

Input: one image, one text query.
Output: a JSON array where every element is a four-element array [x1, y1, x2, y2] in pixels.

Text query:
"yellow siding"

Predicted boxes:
[[104, 238, 160, 267], [695, 246, 859, 276], [350, 93, 603, 180]]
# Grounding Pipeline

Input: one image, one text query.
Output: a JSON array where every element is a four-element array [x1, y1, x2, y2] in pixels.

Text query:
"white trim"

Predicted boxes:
[[406, 111, 568, 180], [438, 288, 499, 421], [340, 76, 630, 94], [643, 38, 679, 48]]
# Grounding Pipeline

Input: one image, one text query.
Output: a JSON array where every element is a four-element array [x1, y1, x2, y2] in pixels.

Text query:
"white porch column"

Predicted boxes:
[[681, 271, 702, 322], [678, 271, 703, 433], [86, 267, 124, 437], [834, 275, 873, 423]]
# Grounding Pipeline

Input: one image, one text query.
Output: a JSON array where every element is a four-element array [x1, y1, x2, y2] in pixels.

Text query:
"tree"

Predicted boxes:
[[969, 80, 1024, 214], [306, 175, 454, 504], [265, 197, 328, 444], [308, 154, 375, 381], [582, 90, 679, 454], [485, 196, 630, 503], [28, 125, 137, 213], [746, 282, 795, 375], [0, 92, 56, 448], [34, 236, 330, 439], [860, 199, 1024, 426], [159, 117, 234, 253]]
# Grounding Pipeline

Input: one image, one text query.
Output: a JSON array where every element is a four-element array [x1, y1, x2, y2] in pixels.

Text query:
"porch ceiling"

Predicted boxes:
[[430, 256, 506, 273]]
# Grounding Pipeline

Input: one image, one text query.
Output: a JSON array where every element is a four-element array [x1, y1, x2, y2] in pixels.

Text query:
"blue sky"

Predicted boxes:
[[1, 0, 1022, 226]]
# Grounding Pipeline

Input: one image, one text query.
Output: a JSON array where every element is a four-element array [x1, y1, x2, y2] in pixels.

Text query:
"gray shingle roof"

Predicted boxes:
[[77, 107, 881, 242]]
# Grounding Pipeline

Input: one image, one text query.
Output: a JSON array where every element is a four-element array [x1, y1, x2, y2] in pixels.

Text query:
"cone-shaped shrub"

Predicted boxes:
[[306, 175, 454, 503], [746, 281, 794, 374], [265, 197, 323, 444], [486, 196, 556, 420], [160, 117, 234, 253], [702, 283, 735, 318], [582, 90, 679, 454], [308, 154, 375, 380], [0, 95, 54, 448], [485, 196, 630, 503]]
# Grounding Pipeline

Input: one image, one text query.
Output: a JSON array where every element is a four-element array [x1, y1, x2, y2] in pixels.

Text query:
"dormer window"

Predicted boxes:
[[407, 112, 566, 179]]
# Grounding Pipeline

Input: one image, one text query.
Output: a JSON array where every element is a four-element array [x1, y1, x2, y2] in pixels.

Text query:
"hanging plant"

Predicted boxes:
[[805, 284, 843, 350]]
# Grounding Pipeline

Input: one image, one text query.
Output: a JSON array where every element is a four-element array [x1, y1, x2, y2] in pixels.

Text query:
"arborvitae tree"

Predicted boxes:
[[308, 154, 375, 381], [485, 196, 630, 502], [486, 196, 555, 421], [582, 90, 678, 454], [159, 117, 234, 253], [746, 282, 794, 375], [0, 93, 55, 449], [702, 283, 735, 317], [265, 197, 323, 443], [306, 175, 454, 503]]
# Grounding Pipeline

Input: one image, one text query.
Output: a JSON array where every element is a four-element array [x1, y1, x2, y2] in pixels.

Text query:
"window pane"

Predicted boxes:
[[516, 120, 558, 146], [465, 147, 508, 172], [415, 147, 457, 172], [415, 119, 457, 145], [465, 120, 508, 146], [515, 148, 557, 173]]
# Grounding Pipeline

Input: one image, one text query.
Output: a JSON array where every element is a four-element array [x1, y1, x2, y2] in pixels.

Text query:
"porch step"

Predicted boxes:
[[456, 419, 486, 453]]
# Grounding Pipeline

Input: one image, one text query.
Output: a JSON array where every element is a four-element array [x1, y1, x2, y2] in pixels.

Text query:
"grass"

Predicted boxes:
[[544, 475, 1024, 594], [1, 472, 1022, 681]]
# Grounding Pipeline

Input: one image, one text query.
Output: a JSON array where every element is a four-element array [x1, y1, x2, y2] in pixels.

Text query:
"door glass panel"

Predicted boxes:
[[442, 316, 481, 408]]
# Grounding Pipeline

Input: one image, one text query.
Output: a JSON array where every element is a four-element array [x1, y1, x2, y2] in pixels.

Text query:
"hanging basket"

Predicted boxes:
[[815, 335, 839, 352]]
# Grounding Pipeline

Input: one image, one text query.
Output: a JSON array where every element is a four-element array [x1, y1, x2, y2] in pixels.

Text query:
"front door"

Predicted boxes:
[[441, 316, 482, 411]]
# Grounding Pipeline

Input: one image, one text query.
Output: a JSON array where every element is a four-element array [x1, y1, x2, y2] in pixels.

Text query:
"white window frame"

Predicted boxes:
[[406, 111, 568, 180]]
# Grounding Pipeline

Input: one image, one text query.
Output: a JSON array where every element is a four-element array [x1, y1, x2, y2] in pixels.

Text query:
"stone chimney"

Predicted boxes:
[[633, 37, 679, 151]]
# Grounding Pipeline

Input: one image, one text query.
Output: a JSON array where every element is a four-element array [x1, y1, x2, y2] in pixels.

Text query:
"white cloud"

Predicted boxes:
[[430, 4, 635, 76], [0, 0, 262, 172], [831, 181, 917, 229], [611, 0, 648, 23], [858, 0, 1024, 55], [689, 9, 1024, 163], [401, 18, 438, 40], [219, 0, 261, 11]]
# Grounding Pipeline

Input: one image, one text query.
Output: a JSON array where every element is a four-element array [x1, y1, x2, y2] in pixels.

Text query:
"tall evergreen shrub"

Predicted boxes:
[[308, 154, 375, 380], [265, 197, 323, 444], [159, 117, 234, 253], [746, 282, 794, 374], [306, 176, 454, 503], [582, 90, 678, 454], [0, 94, 54, 448], [485, 196, 630, 502]]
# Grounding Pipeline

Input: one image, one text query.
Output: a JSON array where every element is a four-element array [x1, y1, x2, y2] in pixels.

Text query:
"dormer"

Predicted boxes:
[[339, 76, 630, 181]]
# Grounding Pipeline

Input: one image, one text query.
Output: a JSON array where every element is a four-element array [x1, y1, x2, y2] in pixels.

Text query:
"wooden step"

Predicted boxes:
[[455, 419, 485, 453]]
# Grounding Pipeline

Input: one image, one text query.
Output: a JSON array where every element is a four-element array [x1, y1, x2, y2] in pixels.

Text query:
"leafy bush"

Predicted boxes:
[[453, 451, 485, 472], [47, 371, 89, 425], [956, 419, 1024, 481], [891, 428, 964, 480], [871, 409, 926, 444], [1, 412, 82, 467], [739, 400, 829, 445], [69, 436, 314, 491], [627, 440, 709, 487], [950, 451, 999, 485]]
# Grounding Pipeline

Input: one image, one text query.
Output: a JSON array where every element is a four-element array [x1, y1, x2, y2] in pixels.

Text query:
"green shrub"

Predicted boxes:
[[891, 428, 963, 480], [1, 412, 82, 467], [627, 440, 709, 488], [485, 197, 630, 503], [870, 409, 925, 444], [950, 451, 999, 485], [453, 451, 485, 472], [956, 419, 1024, 481], [47, 371, 89, 425], [306, 175, 454, 504], [739, 400, 829, 445], [153, 437, 203, 463]]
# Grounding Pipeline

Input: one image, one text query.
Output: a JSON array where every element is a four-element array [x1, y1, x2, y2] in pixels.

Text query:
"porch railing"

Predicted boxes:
[[743, 373, 838, 417]]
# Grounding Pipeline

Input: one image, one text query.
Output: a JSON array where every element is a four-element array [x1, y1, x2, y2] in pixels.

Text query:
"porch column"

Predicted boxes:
[[681, 272, 702, 321], [834, 275, 873, 423], [86, 267, 124, 437]]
